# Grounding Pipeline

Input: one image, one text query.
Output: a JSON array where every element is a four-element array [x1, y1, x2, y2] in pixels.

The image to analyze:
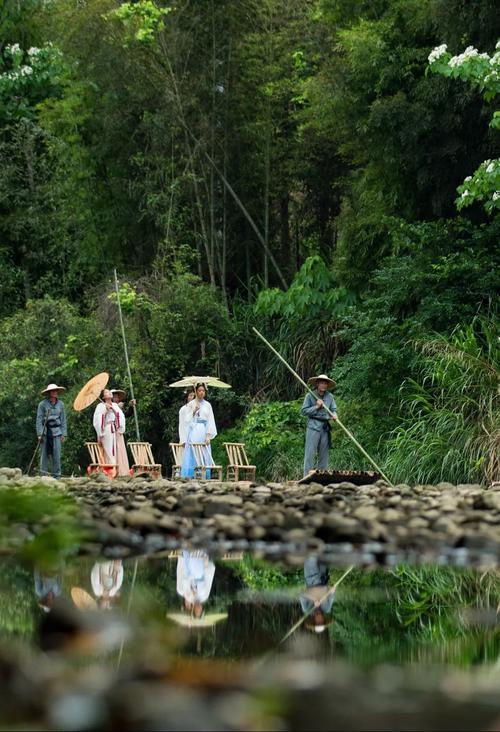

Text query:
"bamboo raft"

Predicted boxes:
[[298, 469, 380, 486]]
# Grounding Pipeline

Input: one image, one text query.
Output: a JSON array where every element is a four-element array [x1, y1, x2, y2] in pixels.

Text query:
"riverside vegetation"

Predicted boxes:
[[0, 0, 498, 485]]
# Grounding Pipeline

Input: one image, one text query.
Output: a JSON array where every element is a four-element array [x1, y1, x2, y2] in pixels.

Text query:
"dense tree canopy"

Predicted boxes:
[[0, 0, 498, 483]]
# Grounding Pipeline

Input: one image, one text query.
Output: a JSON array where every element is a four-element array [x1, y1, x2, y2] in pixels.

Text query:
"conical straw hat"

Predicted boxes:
[[307, 373, 336, 389], [41, 383, 66, 395]]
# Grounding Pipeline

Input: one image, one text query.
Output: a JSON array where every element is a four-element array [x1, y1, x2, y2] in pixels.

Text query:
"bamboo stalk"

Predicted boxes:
[[114, 269, 141, 441], [252, 327, 394, 486]]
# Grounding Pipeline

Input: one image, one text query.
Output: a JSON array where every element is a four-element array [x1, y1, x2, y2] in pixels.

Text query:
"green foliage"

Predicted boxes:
[[0, 0, 497, 486], [255, 256, 356, 319], [0, 42, 66, 122], [385, 318, 499, 485], [108, 1, 171, 45], [231, 555, 302, 591], [428, 40, 500, 213], [0, 486, 85, 566]]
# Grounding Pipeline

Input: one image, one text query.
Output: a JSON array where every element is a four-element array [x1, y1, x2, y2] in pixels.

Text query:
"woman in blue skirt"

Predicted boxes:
[[180, 383, 217, 478]]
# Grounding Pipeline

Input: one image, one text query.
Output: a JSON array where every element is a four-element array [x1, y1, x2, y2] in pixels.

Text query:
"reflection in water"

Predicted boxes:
[[2, 554, 500, 667], [34, 565, 63, 613], [91, 560, 124, 610], [3, 554, 500, 729], [167, 552, 228, 637], [300, 556, 335, 634], [176, 550, 215, 617]]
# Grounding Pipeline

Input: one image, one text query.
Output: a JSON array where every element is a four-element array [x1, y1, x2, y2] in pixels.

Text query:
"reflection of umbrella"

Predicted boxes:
[[167, 612, 228, 628], [71, 586, 98, 610], [169, 376, 231, 389], [73, 372, 109, 411]]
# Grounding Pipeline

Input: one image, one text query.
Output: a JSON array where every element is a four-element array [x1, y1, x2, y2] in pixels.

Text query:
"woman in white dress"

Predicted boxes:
[[180, 383, 217, 478], [91, 560, 124, 610], [93, 389, 129, 476], [176, 551, 215, 618], [178, 387, 195, 445]]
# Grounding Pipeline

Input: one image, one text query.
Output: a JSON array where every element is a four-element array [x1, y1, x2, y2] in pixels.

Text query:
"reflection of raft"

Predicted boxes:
[[298, 469, 380, 486]]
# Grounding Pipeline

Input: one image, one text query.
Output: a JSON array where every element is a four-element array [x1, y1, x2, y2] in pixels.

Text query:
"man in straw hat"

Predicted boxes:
[[301, 374, 337, 477], [300, 555, 335, 634], [36, 383, 67, 479], [110, 388, 136, 419]]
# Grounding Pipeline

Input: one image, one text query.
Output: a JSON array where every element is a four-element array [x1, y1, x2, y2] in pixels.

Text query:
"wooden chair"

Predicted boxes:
[[128, 442, 162, 479], [85, 442, 117, 479], [223, 442, 256, 482], [191, 442, 223, 481], [167, 550, 243, 561], [169, 442, 184, 478]]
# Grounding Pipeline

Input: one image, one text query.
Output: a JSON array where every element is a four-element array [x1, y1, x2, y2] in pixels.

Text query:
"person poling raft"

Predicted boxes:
[[252, 327, 394, 487], [301, 374, 337, 477]]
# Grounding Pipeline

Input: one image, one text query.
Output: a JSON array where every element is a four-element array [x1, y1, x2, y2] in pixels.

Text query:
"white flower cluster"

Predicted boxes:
[[449, 46, 490, 68], [493, 191, 500, 201], [461, 190, 470, 198], [19, 65, 33, 76], [428, 44, 447, 64], [482, 159, 499, 175], [28, 47, 41, 56], [5, 43, 21, 55]]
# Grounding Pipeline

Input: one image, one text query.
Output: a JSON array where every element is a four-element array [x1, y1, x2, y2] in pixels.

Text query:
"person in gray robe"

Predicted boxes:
[[299, 555, 335, 633], [301, 374, 337, 477], [36, 383, 67, 479]]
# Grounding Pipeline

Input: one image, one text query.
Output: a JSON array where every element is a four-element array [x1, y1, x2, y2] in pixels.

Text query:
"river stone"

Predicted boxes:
[[156, 515, 180, 531], [352, 505, 379, 522], [124, 509, 157, 529], [407, 517, 429, 530], [322, 515, 362, 536], [478, 493, 500, 511], [213, 515, 246, 539], [248, 525, 266, 540], [380, 508, 403, 523], [108, 507, 127, 526], [433, 517, 462, 536], [204, 495, 244, 516]]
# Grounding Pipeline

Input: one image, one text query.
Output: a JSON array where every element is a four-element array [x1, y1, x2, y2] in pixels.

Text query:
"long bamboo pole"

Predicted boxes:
[[252, 327, 393, 486], [279, 565, 353, 645], [114, 269, 140, 441]]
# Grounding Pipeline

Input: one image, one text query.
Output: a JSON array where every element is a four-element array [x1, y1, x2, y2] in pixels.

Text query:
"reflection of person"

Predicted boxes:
[[34, 567, 62, 612], [180, 384, 217, 478], [301, 374, 337, 477], [178, 388, 195, 445], [299, 556, 335, 634], [111, 388, 137, 419], [177, 551, 215, 618], [93, 389, 129, 476], [36, 383, 67, 479], [91, 560, 124, 610]]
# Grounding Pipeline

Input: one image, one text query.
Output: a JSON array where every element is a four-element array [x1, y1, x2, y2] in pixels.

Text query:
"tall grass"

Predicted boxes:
[[385, 318, 499, 485]]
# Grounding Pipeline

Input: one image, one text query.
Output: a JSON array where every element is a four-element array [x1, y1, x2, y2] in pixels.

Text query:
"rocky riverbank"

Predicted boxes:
[[2, 468, 500, 564]]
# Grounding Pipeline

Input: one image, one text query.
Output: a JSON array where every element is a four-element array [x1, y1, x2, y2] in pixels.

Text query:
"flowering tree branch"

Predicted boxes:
[[428, 41, 500, 213]]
